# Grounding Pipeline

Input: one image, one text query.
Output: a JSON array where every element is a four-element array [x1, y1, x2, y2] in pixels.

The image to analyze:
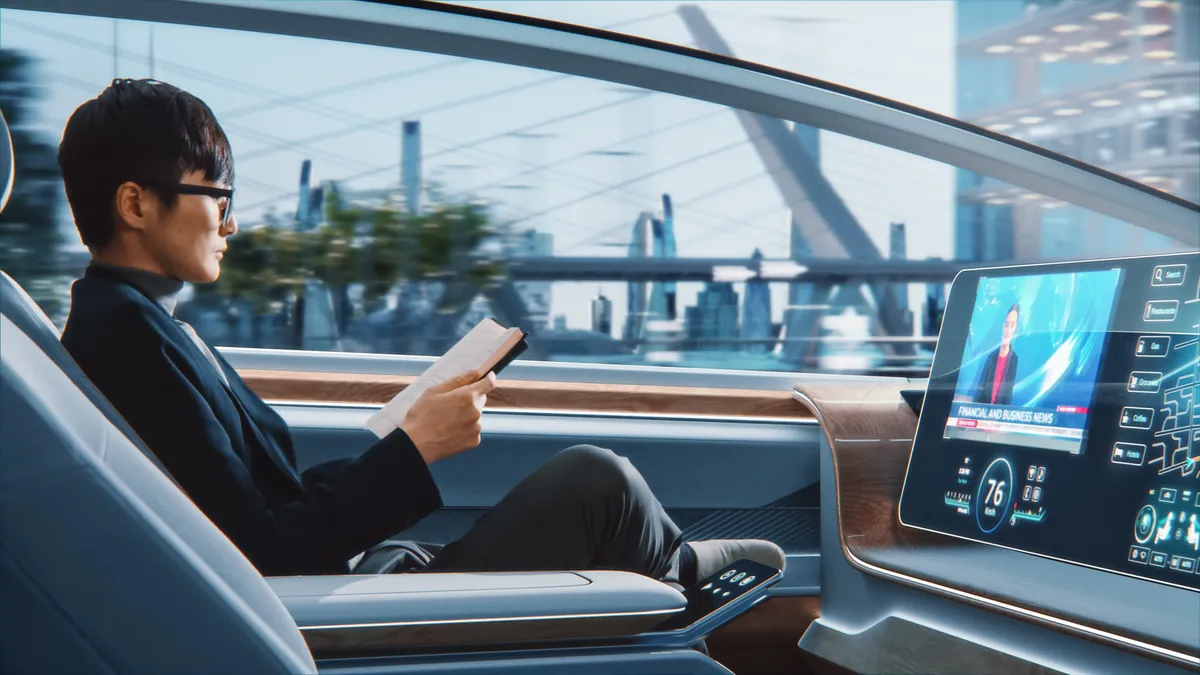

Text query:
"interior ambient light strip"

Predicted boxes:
[[842, 547, 1200, 667], [298, 607, 681, 631]]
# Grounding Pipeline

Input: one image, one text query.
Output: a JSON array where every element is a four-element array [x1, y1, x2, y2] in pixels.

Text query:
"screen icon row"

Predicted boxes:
[[1126, 546, 1192, 573]]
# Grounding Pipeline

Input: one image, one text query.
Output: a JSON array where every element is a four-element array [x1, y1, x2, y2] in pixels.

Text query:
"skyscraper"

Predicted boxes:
[[509, 229, 554, 332], [296, 159, 313, 225], [591, 290, 613, 336], [647, 194, 678, 321], [922, 260, 948, 339], [741, 249, 772, 353], [955, 0, 1197, 262], [685, 282, 739, 349], [624, 212, 651, 344], [888, 222, 913, 336], [402, 120, 421, 215]]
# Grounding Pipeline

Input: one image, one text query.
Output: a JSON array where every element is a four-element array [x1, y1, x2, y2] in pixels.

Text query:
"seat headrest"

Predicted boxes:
[[0, 110, 13, 215]]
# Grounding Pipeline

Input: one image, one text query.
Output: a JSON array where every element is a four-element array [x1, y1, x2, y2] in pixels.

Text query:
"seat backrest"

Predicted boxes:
[[0, 310, 316, 673], [0, 271, 180, 483]]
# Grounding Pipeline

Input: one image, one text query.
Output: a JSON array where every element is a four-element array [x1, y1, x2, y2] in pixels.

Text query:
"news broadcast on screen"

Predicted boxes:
[[943, 269, 1123, 454]]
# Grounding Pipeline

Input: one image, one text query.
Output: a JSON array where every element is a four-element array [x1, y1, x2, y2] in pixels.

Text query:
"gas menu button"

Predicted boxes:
[[1134, 335, 1170, 358]]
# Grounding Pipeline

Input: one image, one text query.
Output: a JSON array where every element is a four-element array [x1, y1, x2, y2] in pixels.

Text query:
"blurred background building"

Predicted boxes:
[[956, 0, 1198, 262]]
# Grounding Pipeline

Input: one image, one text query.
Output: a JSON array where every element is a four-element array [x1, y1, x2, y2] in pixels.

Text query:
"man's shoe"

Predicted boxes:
[[687, 539, 786, 582]]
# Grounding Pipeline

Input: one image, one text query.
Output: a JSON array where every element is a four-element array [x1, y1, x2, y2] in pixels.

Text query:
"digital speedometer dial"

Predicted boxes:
[[975, 458, 1014, 534]]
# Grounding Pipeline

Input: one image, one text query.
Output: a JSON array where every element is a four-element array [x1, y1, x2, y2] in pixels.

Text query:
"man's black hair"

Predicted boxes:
[[57, 78, 233, 251], [1007, 303, 1020, 319]]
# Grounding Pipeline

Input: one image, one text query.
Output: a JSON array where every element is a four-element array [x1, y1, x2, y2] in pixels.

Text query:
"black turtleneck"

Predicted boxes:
[[88, 262, 185, 315]]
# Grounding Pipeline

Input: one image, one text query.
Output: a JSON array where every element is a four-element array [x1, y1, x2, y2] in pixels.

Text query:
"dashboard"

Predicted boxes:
[[900, 252, 1200, 592]]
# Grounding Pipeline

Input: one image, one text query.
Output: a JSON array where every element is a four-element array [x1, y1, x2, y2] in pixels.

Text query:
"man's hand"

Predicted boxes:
[[400, 369, 497, 465]]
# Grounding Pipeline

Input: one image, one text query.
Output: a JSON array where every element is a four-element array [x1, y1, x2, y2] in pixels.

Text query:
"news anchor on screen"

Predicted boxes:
[[970, 303, 1020, 406]]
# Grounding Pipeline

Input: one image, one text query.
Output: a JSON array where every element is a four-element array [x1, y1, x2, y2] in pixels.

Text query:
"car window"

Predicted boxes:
[[0, 4, 1193, 379], [461, 0, 1199, 203]]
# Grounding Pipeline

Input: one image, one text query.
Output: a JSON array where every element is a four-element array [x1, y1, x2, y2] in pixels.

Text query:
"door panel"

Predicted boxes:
[[275, 403, 821, 595]]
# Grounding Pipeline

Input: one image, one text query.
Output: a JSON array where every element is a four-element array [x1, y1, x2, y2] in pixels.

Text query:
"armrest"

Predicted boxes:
[[267, 571, 686, 658]]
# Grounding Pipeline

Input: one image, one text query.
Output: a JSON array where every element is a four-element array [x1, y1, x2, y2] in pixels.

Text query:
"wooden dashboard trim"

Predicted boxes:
[[791, 382, 1200, 669], [239, 369, 814, 420]]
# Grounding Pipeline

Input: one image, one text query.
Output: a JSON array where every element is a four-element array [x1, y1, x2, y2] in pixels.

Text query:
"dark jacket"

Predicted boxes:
[[61, 265, 442, 576], [970, 346, 1019, 407]]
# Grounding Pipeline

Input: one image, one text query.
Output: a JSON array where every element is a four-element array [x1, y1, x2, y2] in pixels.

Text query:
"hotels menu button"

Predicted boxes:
[[1112, 443, 1146, 466]]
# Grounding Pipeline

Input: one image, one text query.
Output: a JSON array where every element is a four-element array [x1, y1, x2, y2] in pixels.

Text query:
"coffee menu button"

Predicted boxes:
[[1119, 406, 1155, 429]]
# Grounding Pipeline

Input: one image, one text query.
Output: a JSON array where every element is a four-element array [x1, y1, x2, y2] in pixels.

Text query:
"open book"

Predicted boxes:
[[366, 318, 528, 438]]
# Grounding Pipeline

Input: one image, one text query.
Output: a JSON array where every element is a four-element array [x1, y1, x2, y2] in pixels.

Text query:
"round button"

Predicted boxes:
[[975, 458, 1015, 534], [720, 570, 735, 580], [731, 573, 746, 582], [739, 575, 756, 586], [1134, 505, 1156, 544]]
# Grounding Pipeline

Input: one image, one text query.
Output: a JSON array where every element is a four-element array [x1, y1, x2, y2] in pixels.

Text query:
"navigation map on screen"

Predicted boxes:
[[944, 269, 1123, 453]]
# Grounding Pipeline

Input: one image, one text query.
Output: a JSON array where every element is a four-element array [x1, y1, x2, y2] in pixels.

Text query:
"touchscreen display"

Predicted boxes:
[[900, 252, 1199, 591], [944, 270, 1122, 454]]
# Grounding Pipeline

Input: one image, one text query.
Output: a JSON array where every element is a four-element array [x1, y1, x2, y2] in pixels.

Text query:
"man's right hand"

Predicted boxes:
[[400, 369, 497, 465]]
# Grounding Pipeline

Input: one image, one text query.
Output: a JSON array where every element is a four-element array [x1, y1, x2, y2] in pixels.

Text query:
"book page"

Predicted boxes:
[[366, 319, 516, 438]]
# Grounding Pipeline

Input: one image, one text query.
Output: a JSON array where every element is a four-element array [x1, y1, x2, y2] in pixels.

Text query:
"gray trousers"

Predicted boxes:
[[358, 445, 685, 581]]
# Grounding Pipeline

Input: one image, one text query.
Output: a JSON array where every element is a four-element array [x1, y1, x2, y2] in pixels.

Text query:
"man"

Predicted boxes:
[[58, 79, 783, 586], [970, 303, 1020, 406]]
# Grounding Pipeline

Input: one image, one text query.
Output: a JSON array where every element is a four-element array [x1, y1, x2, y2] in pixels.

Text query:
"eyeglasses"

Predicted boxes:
[[143, 182, 235, 228]]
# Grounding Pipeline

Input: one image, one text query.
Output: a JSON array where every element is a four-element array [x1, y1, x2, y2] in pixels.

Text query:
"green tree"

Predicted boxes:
[[0, 50, 68, 322], [215, 187, 506, 347]]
